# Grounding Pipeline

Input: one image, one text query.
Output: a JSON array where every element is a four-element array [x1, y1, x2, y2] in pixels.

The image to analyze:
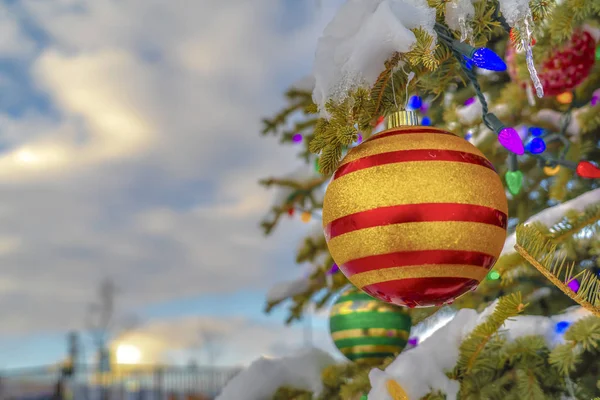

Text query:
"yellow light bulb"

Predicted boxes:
[[543, 165, 561, 176], [556, 92, 573, 104], [300, 211, 311, 223], [386, 380, 409, 400]]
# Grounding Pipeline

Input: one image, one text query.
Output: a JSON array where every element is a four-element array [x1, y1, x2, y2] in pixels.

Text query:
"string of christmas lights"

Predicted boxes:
[[434, 21, 600, 195]]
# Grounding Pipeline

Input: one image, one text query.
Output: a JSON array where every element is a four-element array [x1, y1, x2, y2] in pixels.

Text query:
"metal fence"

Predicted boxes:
[[0, 364, 242, 400]]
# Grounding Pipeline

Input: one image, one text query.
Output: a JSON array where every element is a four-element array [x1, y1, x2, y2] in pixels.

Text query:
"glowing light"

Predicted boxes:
[[469, 48, 507, 71], [498, 127, 525, 155], [526, 137, 546, 154], [421, 116, 431, 126], [555, 321, 570, 334], [116, 344, 142, 365], [543, 164, 560, 176], [567, 279, 580, 293], [528, 126, 544, 137], [300, 211, 311, 223], [575, 161, 600, 179], [556, 92, 573, 104], [488, 271, 501, 280], [408, 96, 422, 110], [292, 134, 303, 143], [505, 170, 523, 195], [328, 263, 339, 275]]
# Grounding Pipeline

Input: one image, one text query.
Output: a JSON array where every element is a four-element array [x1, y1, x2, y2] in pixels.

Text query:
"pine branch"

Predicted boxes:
[[515, 224, 600, 317], [578, 103, 600, 134], [549, 316, 600, 375], [404, 28, 439, 70], [546, 203, 600, 243], [455, 293, 527, 375], [259, 176, 328, 235], [545, 0, 598, 44], [514, 368, 546, 400]]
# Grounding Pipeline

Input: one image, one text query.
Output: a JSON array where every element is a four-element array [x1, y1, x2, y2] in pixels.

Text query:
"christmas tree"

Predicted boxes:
[[258, 1, 600, 399]]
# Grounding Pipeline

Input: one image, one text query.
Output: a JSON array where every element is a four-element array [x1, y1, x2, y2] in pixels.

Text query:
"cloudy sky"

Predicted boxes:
[[0, 0, 346, 369]]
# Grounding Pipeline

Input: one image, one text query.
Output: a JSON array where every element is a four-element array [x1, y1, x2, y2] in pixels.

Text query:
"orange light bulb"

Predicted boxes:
[[556, 92, 573, 104], [300, 211, 311, 223]]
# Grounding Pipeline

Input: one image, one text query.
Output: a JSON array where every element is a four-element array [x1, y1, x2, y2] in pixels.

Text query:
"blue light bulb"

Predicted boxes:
[[469, 48, 507, 71], [421, 116, 431, 126], [408, 95, 422, 110], [555, 321, 570, 334], [463, 56, 474, 70], [527, 137, 546, 154], [528, 126, 544, 137]]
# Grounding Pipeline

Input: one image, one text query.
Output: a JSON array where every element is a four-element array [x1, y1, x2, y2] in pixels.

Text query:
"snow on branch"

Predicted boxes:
[[312, 0, 436, 115], [502, 188, 600, 256], [216, 348, 335, 400], [368, 303, 593, 400]]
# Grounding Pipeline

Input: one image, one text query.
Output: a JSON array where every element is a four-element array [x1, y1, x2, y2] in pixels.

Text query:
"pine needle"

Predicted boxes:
[[456, 293, 527, 374], [515, 224, 600, 317]]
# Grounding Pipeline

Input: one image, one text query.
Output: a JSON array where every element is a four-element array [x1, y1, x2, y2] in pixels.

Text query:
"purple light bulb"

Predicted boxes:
[[292, 134, 303, 143], [464, 97, 476, 106], [567, 279, 580, 293], [498, 127, 525, 155], [328, 263, 339, 275]]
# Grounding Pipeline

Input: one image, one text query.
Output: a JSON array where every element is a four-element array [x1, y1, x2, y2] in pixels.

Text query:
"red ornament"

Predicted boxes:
[[506, 29, 596, 97], [322, 123, 508, 308], [287, 208, 295, 216], [576, 161, 600, 179]]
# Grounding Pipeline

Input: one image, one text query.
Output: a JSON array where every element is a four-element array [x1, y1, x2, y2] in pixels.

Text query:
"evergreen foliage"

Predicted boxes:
[[260, 0, 600, 398]]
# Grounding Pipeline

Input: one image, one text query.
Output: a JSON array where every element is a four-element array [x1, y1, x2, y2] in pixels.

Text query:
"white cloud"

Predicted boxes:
[[0, 0, 345, 339], [110, 315, 338, 367]]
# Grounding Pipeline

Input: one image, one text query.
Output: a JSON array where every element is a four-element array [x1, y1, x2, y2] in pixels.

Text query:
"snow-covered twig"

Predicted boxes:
[[368, 303, 592, 400], [216, 348, 336, 400], [501, 188, 600, 256], [312, 0, 436, 116]]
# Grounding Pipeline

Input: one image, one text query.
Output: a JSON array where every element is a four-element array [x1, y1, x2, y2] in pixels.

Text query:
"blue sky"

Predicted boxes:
[[0, 0, 345, 369]]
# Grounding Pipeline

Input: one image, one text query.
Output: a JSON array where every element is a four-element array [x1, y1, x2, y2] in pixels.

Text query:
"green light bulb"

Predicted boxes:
[[596, 45, 600, 61], [505, 170, 523, 195], [488, 271, 500, 280]]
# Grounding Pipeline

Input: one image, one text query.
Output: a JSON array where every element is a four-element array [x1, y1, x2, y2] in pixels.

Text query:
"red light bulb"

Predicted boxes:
[[576, 161, 600, 179]]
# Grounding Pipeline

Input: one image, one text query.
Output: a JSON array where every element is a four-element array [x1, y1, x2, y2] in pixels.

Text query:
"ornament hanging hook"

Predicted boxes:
[[398, 64, 415, 110]]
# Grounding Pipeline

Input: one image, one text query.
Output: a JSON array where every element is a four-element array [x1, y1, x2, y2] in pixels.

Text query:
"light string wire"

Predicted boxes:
[[433, 17, 586, 174]]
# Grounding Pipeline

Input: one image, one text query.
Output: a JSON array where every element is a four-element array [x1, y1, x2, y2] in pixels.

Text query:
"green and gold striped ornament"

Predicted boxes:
[[329, 286, 412, 364]]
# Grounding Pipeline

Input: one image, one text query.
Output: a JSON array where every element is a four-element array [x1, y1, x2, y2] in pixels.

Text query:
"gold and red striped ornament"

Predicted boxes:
[[322, 111, 508, 308]]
